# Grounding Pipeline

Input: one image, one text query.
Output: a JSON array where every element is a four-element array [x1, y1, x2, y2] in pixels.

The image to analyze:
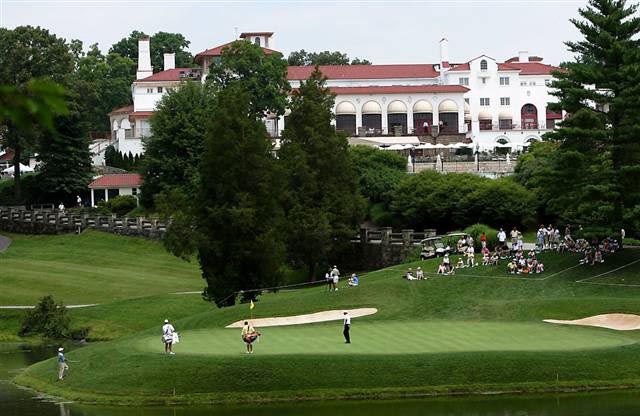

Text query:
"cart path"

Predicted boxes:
[[0, 235, 11, 253], [0, 304, 99, 309]]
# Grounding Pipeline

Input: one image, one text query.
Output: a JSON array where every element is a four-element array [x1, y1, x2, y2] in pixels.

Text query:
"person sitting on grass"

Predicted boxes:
[[536, 261, 545, 273], [455, 257, 465, 269], [443, 253, 452, 273], [490, 251, 499, 266], [348, 273, 359, 287], [528, 257, 538, 272], [416, 267, 425, 280], [507, 260, 517, 274], [594, 248, 604, 264], [482, 250, 490, 266], [498, 245, 510, 259], [456, 237, 467, 253], [481, 246, 490, 258], [241, 321, 261, 354], [437, 263, 448, 275], [405, 268, 416, 280]]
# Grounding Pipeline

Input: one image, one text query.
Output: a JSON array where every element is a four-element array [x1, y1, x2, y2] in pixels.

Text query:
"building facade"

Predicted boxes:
[[105, 32, 560, 160]]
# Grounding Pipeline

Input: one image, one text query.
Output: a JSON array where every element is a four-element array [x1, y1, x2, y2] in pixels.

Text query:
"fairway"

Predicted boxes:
[[133, 320, 635, 356]]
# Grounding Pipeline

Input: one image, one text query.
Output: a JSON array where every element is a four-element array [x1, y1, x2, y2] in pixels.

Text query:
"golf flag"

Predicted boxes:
[[250, 300, 255, 310]]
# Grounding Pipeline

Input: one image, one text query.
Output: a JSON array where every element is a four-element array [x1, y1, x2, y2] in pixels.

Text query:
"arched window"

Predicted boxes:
[[480, 60, 488, 70], [254, 37, 261, 47]]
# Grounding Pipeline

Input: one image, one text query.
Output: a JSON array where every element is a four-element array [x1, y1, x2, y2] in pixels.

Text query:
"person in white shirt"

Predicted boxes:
[[330, 266, 340, 291], [162, 319, 176, 355], [497, 229, 507, 246], [466, 245, 475, 267], [343, 312, 351, 343]]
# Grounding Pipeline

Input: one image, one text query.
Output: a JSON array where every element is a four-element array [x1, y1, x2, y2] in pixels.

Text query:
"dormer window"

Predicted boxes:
[[480, 60, 488, 71]]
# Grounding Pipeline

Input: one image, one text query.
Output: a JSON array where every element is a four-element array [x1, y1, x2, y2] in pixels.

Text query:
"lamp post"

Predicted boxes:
[[475, 143, 480, 172]]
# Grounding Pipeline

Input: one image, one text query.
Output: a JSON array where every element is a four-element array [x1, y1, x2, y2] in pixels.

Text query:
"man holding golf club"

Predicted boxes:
[[57, 347, 69, 380]]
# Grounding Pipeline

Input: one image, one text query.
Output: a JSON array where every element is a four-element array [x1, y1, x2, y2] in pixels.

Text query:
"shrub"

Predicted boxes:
[[463, 224, 499, 251], [20, 295, 69, 339], [99, 195, 138, 216]]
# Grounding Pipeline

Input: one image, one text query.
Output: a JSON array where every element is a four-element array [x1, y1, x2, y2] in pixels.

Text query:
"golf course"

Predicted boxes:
[[3, 231, 640, 404]]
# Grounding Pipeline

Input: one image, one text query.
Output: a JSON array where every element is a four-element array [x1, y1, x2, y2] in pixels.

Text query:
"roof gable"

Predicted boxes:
[[89, 174, 143, 189]]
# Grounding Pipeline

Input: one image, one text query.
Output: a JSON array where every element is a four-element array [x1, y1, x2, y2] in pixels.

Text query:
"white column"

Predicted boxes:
[[91, 189, 95, 207], [407, 106, 414, 134], [457, 101, 465, 134], [355, 107, 362, 135], [537, 103, 546, 130], [381, 108, 388, 134], [278, 115, 285, 135]]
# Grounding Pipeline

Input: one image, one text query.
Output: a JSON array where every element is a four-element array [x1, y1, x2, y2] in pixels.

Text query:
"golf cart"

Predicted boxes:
[[419, 233, 471, 260]]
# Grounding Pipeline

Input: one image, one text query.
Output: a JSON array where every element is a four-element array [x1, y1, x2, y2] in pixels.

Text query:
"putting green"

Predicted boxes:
[[132, 320, 635, 356]]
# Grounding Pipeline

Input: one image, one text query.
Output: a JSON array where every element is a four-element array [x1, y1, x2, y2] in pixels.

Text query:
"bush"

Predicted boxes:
[[99, 195, 138, 216], [463, 224, 499, 251], [20, 295, 69, 339], [623, 238, 640, 246]]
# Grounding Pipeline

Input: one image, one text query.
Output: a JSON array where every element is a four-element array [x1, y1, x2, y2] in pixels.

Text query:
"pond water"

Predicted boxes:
[[3, 343, 640, 416]]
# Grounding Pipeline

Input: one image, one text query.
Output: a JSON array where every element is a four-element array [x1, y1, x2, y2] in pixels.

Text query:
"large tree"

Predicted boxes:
[[196, 83, 285, 306], [73, 43, 135, 132], [207, 40, 290, 118], [278, 68, 365, 279], [141, 81, 216, 208], [0, 26, 74, 200], [110, 31, 194, 75], [536, 0, 640, 235], [287, 49, 372, 66]]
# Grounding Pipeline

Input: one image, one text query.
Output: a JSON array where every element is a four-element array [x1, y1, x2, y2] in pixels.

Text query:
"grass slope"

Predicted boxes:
[[14, 248, 640, 404], [0, 230, 202, 304]]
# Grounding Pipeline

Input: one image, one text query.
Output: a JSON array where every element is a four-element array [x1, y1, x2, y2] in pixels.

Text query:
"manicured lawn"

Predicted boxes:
[[0, 230, 202, 304], [14, 247, 640, 404]]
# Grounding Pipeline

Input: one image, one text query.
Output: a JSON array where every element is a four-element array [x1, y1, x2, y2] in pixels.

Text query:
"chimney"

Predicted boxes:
[[136, 37, 153, 80], [518, 51, 529, 63], [439, 37, 450, 69], [163, 53, 175, 71]]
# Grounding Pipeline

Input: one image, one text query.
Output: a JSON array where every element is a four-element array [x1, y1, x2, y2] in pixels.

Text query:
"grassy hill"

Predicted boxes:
[[0, 230, 202, 304], [12, 245, 640, 404]]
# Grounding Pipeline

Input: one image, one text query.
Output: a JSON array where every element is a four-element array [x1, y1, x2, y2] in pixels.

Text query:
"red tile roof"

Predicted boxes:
[[497, 63, 522, 71], [89, 174, 142, 189], [448, 63, 470, 72], [194, 42, 278, 64], [0, 150, 15, 161], [136, 68, 198, 82], [326, 85, 469, 94], [502, 62, 559, 75], [288, 64, 440, 81], [108, 104, 134, 116]]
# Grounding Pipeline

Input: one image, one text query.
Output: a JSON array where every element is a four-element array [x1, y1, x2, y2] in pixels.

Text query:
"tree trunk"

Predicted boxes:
[[13, 145, 22, 201]]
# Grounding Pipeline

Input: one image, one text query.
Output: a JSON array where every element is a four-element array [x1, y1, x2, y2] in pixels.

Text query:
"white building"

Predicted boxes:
[[105, 32, 560, 159]]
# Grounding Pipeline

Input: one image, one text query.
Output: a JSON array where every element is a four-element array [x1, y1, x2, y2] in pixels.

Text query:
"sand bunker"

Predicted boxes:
[[544, 313, 640, 331], [225, 308, 378, 328]]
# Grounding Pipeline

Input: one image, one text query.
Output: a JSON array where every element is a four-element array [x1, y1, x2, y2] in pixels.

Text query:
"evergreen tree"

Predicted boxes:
[[196, 83, 285, 306], [279, 68, 365, 279], [543, 0, 640, 235], [37, 100, 92, 201]]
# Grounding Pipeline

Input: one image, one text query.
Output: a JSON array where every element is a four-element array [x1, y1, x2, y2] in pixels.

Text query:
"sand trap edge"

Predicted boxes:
[[225, 308, 378, 328], [544, 313, 640, 331]]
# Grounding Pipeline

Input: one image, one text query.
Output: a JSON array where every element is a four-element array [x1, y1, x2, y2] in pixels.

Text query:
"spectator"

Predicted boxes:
[[480, 232, 487, 248], [348, 273, 359, 287], [416, 267, 425, 280], [497, 228, 507, 246], [510, 227, 519, 248]]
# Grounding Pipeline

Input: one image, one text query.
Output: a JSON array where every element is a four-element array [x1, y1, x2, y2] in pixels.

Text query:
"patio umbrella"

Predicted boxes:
[[2, 163, 33, 174]]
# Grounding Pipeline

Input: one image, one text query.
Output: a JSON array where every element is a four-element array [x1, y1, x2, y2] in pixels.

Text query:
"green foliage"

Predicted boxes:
[[391, 171, 535, 233], [99, 195, 138, 216], [349, 145, 407, 205], [207, 40, 290, 118], [0, 79, 68, 130], [463, 224, 499, 251], [141, 82, 214, 207], [36, 99, 93, 201], [624, 238, 640, 246], [539, 0, 640, 235], [19, 295, 70, 338], [104, 146, 144, 171], [195, 83, 285, 306], [287, 49, 372, 66], [109, 30, 194, 74], [72, 43, 135, 132], [279, 68, 365, 278]]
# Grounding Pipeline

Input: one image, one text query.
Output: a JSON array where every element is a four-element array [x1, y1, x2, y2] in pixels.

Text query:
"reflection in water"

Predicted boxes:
[[2, 344, 640, 416]]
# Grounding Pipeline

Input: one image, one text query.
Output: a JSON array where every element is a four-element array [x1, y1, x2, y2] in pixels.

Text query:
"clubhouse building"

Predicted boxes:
[[105, 32, 561, 161]]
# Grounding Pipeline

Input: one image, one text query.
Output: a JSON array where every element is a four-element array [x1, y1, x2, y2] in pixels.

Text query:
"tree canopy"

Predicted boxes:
[[287, 49, 371, 66], [207, 40, 290, 118]]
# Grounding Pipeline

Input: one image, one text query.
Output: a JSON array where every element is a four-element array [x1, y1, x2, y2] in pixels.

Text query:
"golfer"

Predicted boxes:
[[162, 319, 176, 355], [241, 321, 260, 354], [57, 347, 69, 380], [343, 311, 351, 343]]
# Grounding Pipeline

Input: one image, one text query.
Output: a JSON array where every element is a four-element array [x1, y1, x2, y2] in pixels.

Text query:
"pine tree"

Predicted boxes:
[[546, 0, 640, 235], [279, 68, 365, 279], [196, 83, 285, 306]]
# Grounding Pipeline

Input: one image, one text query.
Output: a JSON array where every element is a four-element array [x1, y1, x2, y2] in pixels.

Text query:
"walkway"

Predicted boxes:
[[0, 304, 99, 310]]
